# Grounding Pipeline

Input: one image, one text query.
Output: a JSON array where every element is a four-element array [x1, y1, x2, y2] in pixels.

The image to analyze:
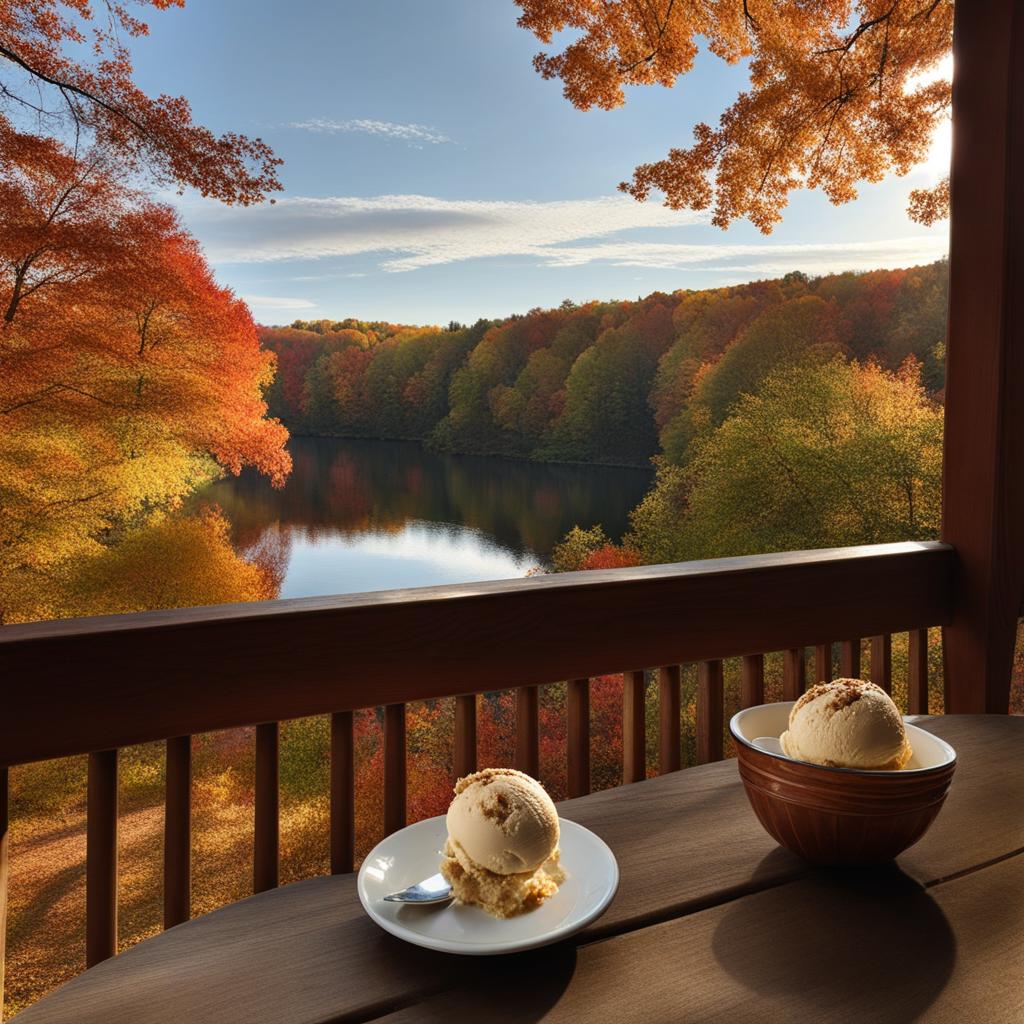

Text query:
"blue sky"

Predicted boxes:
[[130, 1, 951, 326]]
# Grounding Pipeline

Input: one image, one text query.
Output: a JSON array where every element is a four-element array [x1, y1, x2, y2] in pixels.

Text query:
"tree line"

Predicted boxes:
[[262, 260, 948, 471]]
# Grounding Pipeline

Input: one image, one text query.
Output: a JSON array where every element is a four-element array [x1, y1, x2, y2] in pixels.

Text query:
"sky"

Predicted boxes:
[[129, 1, 952, 327]]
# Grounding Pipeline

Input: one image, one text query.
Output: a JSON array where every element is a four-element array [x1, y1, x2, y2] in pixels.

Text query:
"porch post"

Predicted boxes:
[[941, 0, 1024, 712]]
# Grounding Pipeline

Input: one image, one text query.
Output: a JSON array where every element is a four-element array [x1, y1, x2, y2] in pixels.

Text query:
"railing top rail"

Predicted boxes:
[[0, 541, 954, 767]]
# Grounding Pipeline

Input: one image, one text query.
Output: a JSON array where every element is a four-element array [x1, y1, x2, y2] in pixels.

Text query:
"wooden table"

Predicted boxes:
[[16, 717, 1024, 1024]]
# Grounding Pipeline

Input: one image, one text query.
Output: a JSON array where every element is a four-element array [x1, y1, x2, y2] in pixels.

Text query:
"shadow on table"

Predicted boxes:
[[388, 943, 578, 1023], [711, 860, 956, 1020]]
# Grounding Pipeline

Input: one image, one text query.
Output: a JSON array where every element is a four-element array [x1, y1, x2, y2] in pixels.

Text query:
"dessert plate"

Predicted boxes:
[[357, 815, 618, 955]]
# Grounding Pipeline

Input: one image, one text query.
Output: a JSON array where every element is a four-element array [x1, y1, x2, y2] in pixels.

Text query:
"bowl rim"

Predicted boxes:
[[729, 702, 957, 778]]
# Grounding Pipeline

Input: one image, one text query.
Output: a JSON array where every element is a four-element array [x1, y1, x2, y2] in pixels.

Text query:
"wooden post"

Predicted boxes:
[[86, 750, 118, 966], [942, 0, 1024, 713], [697, 661, 724, 764], [741, 655, 764, 709], [566, 679, 591, 798], [454, 694, 477, 779], [383, 704, 407, 835], [658, 665, 681, 774], [622, 670, 647, 784], [0, 768, 7, 1020], [782, 649, 805, 701], [163, 736, 191, 928], [330, 711, 355, 875], [515, 686, 540, 778], [253, 723, 279, 893]]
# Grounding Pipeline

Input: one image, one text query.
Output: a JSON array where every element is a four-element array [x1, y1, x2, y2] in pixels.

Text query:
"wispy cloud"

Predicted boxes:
[[290, 118, 453, 147], [240, 294, 317, 311], [181, 193, 948, 278]]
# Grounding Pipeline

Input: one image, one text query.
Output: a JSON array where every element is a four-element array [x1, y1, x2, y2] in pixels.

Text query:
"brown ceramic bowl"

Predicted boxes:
[[730, 702, 956, 866]]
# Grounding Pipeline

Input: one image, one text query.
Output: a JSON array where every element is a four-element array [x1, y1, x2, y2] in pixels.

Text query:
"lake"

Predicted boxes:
[[198, 437, 653, 599]]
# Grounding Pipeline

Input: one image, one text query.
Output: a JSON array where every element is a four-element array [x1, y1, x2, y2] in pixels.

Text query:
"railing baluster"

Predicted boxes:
[[815, 643, 833, 684], [741, 654, 764, 709], [86, 749, 118, 967], [163, 736, 191, 929], [515, 686, 539, 777], [454, 694, 478, 779], [658, 665, 681, 774], [840, 638, 861, 677], [908, 628, 930, 714], [871, 635, 893, 694], [384, 704, 407, 835], [697, 661, 724, 764], [330, 711, 355, 875], [253, 723, 279, 893], [1, 767, 8, 1020], [623, 670, 646, 784], [567, 678, 591, 798], [783, 648, 805, 701]]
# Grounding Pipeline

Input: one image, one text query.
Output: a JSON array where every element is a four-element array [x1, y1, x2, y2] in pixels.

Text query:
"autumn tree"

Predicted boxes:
[[516, 0, 953, 228], [0, 0, 281, 203], [630, 358, 943, 563], [0, 127, 290, 621]]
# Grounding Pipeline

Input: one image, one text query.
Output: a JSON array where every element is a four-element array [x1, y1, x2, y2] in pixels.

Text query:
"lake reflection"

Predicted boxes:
[[197, 437, 653, 598]]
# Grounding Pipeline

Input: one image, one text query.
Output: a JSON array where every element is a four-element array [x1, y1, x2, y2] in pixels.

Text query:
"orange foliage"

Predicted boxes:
[[516, 0, 952, 230], [580, 543, 642, 570], [0, 1, 281, 204], [0, 126, 290, 619]]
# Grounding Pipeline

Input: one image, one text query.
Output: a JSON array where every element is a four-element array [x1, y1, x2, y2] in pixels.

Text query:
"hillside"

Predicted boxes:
[[260, 261, 948, 469]]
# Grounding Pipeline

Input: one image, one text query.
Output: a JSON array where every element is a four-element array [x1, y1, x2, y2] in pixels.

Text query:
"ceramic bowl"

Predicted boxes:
[[730, 702, 956, 866]]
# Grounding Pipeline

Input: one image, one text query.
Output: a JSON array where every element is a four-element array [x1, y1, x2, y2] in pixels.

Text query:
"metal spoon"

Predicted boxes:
[[383, 872, 453, 904]]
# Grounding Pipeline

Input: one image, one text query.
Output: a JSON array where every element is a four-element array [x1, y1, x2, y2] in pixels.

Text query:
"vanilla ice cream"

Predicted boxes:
[[439, 768, 565, 917], [780, 679, 912, 771]]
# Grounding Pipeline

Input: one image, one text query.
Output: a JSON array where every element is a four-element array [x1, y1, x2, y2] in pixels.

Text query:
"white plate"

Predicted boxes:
[[357, 816, 618, 955]]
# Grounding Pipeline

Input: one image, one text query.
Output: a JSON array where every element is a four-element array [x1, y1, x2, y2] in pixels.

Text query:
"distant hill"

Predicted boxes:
[[260, 261, 948, 468]]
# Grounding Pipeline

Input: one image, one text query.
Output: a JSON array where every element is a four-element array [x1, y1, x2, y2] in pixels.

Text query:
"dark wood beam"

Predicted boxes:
[[941, 0, 1024, 713], [0, 542, 953, 767]]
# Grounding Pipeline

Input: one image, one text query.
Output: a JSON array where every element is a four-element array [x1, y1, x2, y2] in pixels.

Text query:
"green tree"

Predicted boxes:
[[632, 358, 943, 563]]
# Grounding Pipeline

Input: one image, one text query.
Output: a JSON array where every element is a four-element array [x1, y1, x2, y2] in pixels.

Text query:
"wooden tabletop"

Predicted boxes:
[[16, 716, 1024, 1024]]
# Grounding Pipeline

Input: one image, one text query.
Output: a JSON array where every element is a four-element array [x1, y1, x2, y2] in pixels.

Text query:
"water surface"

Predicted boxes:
[[199, 437, 652, 598]]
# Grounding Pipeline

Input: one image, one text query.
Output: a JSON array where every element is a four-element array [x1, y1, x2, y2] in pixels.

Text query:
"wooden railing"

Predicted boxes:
[[0, 540, 955, 1006]]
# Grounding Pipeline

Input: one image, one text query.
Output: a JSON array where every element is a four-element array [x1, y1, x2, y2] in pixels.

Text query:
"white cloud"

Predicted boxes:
[[537, 236, 950, 274], [290, 118, 452, 146], [183, 194, 705, 268], [240, 294, 317, 310], [180, 193, 948, 279]]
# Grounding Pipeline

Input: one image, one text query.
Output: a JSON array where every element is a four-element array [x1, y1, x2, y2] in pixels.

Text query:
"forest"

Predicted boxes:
[[263, 260, 948, 470]]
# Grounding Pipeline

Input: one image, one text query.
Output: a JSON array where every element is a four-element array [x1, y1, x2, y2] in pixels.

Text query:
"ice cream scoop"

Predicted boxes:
[[445, 767, 559, 874], [780, 679, 912, 770], [440, 767, 565, 917]]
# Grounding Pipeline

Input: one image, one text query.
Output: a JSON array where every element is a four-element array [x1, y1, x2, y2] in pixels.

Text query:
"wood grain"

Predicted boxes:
[[384, 705, 407, 836], [622, 671, 647, 785], [840, 639, 861, 679], [330, 711, 354, 875], [253, 723, 279, 894], [454, 695, 477, 779], [380, 854, 1024, 1024], [86, 750, 117, 967], [514, 686, 539, 778], [657, 665, 681, 774], [740, 655, 764, 709], [567, 679, 591, 798], [782, 649, 804, 701], [870, 634, 892, 695], [814, 643, 832, 685], [14, 718, 1023, 1024], [0, 543, 954, 767], [941, 0, 1024, 714], [697, 661, 724, 764], [163, 736, 191, 928]]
